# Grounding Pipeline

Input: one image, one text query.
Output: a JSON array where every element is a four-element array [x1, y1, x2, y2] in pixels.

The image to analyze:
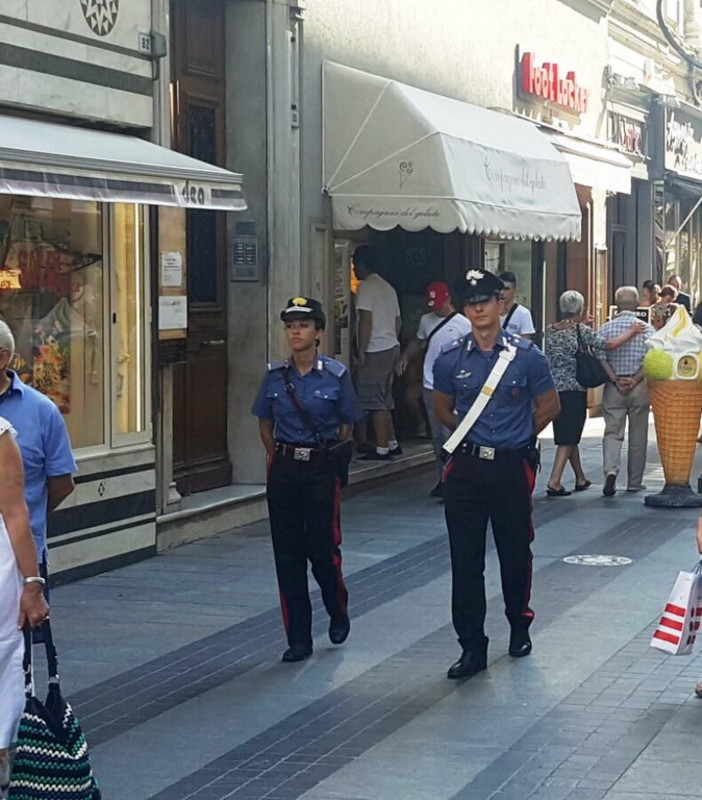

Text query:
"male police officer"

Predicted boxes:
[[433, 271, 559, 679]]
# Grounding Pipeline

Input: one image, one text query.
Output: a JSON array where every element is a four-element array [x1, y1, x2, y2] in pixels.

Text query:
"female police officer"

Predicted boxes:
[[251, 297, 363, 662]]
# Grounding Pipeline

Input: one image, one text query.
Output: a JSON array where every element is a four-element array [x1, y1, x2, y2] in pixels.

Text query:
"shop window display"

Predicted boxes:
[[0, 197, 104, 448], [0, 197, 148, 450]]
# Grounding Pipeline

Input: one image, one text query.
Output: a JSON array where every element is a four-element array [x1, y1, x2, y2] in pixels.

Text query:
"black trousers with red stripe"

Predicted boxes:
[[266, 453, 348, 648], [443, 450, 536, 651]]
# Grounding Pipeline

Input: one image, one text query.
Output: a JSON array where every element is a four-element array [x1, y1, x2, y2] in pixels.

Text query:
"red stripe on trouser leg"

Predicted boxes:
[[521, 458, 536, 622], [331, 476, 348, 616], [279, 590, 290, 634]]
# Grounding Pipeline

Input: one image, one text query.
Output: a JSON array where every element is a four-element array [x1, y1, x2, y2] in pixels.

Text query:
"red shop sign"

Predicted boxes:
[[520, 51, 589, 115]]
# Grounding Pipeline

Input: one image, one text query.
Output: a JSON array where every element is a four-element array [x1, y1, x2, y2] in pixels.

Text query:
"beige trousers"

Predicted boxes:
[[602, 381, 650, 488]]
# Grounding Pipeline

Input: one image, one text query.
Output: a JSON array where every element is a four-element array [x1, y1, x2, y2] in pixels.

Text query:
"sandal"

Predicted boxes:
[[574, 480, 592, 492], [546, 486, 571, 497]]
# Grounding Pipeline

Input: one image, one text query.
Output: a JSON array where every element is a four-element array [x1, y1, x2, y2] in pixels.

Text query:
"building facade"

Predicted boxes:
[[0, 0, 246, 579]]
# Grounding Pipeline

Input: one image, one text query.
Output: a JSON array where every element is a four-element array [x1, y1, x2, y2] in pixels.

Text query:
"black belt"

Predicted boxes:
[[459, 443, 529, 461], [275, 442, 328, 462]]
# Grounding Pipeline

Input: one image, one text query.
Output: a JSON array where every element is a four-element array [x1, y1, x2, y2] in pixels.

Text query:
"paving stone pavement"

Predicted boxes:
[[43, 418, 702, 799]]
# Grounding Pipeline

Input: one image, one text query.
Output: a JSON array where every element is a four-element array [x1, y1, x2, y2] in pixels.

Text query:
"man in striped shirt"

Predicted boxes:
[[597, 287, 655, 497]]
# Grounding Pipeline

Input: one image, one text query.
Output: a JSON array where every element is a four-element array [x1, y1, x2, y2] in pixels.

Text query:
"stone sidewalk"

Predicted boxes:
[[43, 417, 702, 799]]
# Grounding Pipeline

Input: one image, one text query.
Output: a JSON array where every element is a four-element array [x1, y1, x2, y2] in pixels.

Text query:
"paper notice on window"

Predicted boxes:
[[160, 251, 183, 287], [159, 295, 187, 330]]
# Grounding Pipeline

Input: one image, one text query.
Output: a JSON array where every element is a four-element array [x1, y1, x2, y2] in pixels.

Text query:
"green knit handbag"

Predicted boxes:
[[9, 623, 101, 800]]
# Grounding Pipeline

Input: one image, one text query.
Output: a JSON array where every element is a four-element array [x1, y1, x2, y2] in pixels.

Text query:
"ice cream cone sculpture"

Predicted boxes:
[[644, 306, 702, 506]]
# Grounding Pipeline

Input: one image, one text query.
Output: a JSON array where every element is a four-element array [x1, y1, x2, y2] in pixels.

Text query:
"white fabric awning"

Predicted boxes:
[[544, 132, 634, 195], [323, 62, 581, 241], [0, 115, 246, 211]]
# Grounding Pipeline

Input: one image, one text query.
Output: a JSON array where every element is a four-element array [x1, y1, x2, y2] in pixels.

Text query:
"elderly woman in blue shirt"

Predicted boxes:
[[544, 290, 644, 496]]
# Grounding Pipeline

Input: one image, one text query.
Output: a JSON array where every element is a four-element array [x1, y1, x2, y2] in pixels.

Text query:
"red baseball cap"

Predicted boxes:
[[425, 281, 450, 309]]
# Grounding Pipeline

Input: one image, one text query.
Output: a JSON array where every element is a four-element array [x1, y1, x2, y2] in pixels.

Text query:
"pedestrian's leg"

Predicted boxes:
[[267, 457, 313, 648], [423, 387, 445, 479], [602, 384, 627, 480], [305, 467, 349, 626], [443, 454, 490, 650], [489, 456, 536, 636], [626, 382, 650, 489], [547, 444, 572, 492], [569, 446, 589, 486]]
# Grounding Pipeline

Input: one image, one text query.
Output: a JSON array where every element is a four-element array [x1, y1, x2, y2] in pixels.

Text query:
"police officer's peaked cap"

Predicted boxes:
[[280, 297, 327, 329], [453, 270, 504, 306]]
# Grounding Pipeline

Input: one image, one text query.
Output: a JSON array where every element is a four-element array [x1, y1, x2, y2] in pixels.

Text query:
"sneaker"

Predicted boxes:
[[603, 474, 617, 497], [389, 444, 403, 456], [626, 485, 647, 493], [359, 451, 393, 461]]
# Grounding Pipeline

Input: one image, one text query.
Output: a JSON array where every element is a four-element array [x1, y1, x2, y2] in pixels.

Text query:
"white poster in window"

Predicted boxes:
[[160, 251, 183, 288], [159, 295, 187, 330]]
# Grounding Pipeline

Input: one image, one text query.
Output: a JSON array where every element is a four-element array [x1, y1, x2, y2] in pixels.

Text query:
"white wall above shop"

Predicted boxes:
[[0, 0, 154, 127], [302, 0, 611, 223]]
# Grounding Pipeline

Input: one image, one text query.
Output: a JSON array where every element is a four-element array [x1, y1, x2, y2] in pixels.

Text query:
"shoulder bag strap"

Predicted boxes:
[[442, 344, 518, 456], [502, 303, 519, 330], [284, 366, 325, 446], [21, 619, 60, 698], [425, 312, 457, 348]]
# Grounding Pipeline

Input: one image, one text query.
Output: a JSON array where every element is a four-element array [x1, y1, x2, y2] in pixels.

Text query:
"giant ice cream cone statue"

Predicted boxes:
[[643, 306, 702, 507]]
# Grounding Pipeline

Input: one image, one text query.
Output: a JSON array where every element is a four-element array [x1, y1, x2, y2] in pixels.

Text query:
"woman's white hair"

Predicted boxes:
[[0, 319, 15, 356], [559, 290, 585, 318]]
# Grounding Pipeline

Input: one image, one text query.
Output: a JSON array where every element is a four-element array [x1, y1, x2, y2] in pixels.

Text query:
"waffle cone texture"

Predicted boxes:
[[648, 380, 702, 485]]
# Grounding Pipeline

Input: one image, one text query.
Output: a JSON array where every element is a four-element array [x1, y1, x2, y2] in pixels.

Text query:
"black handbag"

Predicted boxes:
[[575, 324, 609, 388], [9, 622, 101, 799]]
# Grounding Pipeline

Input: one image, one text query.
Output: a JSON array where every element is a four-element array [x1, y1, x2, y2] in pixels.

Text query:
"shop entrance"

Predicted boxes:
[[171, 0, 231, 494]]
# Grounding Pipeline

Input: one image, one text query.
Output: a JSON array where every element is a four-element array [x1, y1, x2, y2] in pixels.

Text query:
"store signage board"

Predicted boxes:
[[519, 51, 589, 115], [610, 113, 645, 156], [665, 111, 702, 180]]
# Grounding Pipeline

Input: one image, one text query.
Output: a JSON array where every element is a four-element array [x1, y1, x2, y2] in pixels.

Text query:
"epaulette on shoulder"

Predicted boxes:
[[506, 334, 533, 351], [440, 336, 466, 355], [322, 357, 347, 378], [267, 359, 288, 372]]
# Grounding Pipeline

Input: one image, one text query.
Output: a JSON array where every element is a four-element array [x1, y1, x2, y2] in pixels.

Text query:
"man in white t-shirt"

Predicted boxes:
[[499, 271, 535, 339], [398, 281, 471, 495], [353, 246, 402, 460]]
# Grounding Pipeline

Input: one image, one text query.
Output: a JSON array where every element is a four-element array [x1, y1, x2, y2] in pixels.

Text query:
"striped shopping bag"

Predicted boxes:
[[651, 561, 702, 655], [9, 622, 100, 799]]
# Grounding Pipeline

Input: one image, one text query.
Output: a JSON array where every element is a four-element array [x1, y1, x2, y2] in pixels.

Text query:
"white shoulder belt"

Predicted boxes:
[[442, 343, 518, 456]]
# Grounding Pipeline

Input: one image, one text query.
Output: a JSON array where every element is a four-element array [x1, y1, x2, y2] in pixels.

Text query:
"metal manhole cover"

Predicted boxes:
[[563, 554, 633, 567], [80, 0, 119, 36]]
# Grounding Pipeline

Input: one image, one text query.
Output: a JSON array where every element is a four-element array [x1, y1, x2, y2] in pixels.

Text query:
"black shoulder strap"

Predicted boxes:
[[502, 303, 519, 330], [284, 366, 325, 445], [425, 312, 457, 348]]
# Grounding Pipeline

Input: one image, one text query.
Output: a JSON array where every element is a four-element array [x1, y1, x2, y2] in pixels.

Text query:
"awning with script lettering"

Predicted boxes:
[[323, 62, 581, 240], [0, 114, 246, 211]]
